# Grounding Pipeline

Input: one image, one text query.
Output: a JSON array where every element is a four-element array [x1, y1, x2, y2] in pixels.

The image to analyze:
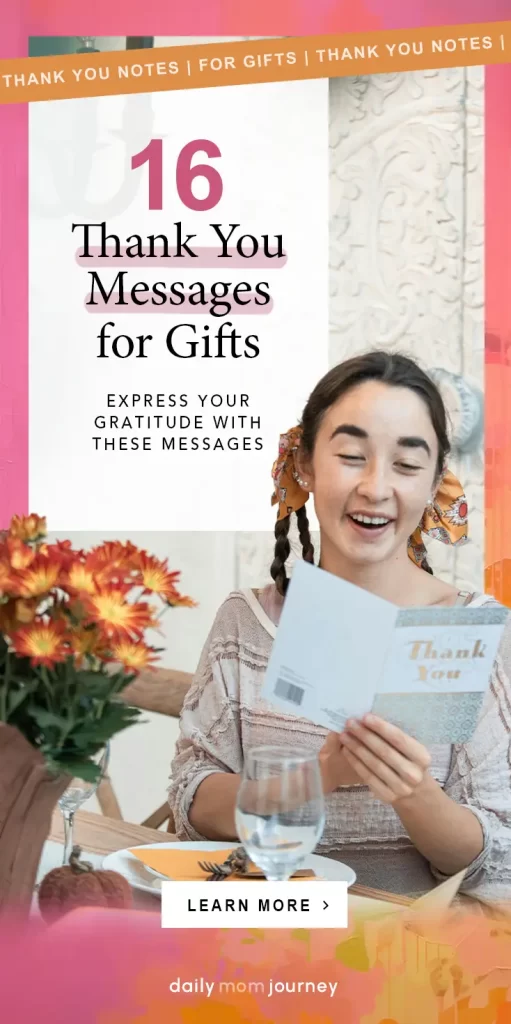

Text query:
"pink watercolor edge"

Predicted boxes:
[[0, 6, 29, 527]]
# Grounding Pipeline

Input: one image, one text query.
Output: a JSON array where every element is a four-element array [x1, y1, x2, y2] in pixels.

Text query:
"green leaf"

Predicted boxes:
[[7, 688, 32, 715], [0, 652, 149, 777], [27, 708, 69, 731], [109, 672, 137, 694], [76, 679, 114, 699], [66, 706, 141, 750], [74, 669, 112, 687], [52, 759, 102, 783]]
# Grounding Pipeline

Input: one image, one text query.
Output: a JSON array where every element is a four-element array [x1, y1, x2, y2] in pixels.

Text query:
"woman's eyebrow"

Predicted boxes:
[[397, 435, 431, 457], [329, 424, 431, 458], [329, 424, 367, 441]]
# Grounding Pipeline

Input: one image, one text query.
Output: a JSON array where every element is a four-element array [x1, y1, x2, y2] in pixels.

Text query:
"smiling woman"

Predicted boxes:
[[270, 350, 454, 596], [168, 350, 511, 903]]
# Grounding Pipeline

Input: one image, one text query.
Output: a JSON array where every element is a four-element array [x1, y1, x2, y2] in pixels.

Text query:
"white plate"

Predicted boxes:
[[102, 842, 356, 897]]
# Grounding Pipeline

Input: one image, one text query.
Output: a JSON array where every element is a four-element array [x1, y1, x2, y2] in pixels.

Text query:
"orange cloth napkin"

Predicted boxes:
[[129, 847, 314, 881]]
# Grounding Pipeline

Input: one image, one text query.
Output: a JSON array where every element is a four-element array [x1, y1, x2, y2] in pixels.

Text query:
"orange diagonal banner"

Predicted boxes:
[[0, 21, 510, 103]]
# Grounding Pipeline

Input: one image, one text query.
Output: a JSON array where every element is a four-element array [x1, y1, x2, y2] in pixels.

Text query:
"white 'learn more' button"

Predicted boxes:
[[161, 881, 348, 929]]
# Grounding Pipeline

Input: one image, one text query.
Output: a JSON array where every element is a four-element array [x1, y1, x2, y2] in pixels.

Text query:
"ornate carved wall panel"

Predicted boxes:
[[236, 68, 484, 593]]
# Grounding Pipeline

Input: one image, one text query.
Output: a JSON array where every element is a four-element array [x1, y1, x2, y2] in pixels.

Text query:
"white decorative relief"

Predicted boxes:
[[329, 67, 484, 592], [236, 68, 484, 594]]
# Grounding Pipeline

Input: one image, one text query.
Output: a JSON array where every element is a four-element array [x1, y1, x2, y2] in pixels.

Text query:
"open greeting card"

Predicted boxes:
[[261, 562, 508, 745]]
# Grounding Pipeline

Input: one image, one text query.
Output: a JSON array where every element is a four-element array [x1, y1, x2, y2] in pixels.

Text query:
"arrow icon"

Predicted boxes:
[[323, 901, 329, 910]]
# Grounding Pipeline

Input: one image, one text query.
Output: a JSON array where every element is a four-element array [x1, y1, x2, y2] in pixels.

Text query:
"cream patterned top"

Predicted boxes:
[[168, 585, 511, 901]]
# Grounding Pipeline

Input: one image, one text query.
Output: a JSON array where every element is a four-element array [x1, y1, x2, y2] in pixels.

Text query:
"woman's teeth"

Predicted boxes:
[[350, 514, 390, 527]]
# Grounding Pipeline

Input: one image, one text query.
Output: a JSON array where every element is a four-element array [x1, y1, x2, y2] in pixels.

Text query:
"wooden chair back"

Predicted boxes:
[[97, 666, 193, 833]]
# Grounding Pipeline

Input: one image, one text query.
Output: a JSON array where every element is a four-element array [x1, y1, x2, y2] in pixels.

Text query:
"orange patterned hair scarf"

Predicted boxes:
[[271, 425, 468, 571]]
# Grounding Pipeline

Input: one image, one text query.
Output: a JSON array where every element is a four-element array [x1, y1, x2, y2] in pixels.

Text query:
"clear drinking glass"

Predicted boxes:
[[58, 745, 110, 864], [235, 746, 325, 882]]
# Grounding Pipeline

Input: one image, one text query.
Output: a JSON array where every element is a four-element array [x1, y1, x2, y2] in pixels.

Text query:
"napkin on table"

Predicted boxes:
[[129, 847, 315, 881]]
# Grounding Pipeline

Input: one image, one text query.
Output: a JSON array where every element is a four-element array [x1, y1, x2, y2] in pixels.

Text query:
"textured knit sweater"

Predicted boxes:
[[169, 585, 511, 902]]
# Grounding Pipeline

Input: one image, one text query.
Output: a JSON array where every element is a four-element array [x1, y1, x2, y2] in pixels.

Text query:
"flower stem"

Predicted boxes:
[[40, 665, 54, 710], [62, 809, 75, 865], [1, 652, 12, 722]]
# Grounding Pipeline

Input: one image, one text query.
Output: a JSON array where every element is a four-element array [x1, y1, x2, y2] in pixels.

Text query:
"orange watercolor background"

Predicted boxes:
[[0, 907, 510, 1024]]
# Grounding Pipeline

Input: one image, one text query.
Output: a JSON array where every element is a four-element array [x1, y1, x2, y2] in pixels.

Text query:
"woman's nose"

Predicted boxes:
[[356, 465, 392, 503]]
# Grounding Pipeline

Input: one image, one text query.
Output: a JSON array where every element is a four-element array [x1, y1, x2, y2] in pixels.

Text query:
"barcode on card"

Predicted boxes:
[[274, 678, 304, 706]]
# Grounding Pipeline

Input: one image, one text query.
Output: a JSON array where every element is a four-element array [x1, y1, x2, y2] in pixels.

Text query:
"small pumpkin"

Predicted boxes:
[[38, 845, 132, 922]]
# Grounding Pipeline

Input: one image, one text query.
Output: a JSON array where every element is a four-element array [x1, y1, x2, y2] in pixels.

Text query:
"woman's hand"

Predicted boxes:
[[338, 713, 431, 805], [318, 731, 362, 794]]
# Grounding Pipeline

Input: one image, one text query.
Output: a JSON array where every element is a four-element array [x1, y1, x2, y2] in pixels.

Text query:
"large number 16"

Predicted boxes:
[[131, 138, 223, 212]]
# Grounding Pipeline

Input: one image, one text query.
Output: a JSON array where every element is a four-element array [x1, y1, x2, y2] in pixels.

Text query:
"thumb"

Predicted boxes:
[[320, 731, 341, 757]]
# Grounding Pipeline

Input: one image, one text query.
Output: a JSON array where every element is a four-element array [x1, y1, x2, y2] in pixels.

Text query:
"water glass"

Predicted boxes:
[[58, 745, 110, 864], [235, 746, 325, 882]]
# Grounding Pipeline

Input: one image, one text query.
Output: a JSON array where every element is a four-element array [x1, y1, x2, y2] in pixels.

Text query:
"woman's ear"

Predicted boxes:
[[295, 453, 314, 492]]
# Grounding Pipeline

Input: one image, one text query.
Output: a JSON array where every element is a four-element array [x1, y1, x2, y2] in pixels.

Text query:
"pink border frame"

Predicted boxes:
[[0, 7, 28, 524]]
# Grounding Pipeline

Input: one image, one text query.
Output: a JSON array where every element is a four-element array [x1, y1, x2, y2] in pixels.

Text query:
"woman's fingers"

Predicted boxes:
[[341, 720, 424, 786], [358, 714, 431, 770], [337, 714, 432, 805], [342, 747, 399, 804], [340, 731, 415, 798]]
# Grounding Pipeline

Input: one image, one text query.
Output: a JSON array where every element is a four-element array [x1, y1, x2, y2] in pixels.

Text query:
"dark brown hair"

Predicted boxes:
[[270, 350, 450, 596]]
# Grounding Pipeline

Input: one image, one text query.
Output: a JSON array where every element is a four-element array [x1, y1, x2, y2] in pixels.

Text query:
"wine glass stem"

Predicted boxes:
[[265, 866, 293, 882], [62, 810, 75, 865]]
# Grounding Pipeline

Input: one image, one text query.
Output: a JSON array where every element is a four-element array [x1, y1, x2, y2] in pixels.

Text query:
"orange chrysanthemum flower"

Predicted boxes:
[[66, 562, 99, 596], [9, 514, 47, 542], [16, 555, 61, 598], [0, 597, 40, 633], [135, 552, 184, 600], [14, 599, 39, 625], [88, 541, 139, 570], [84, 587, 156, 641], [71, 626, 109, 662], [0, 517, 195, 680], [47, 539, 83, 570], [110, 639, 158, 672], [84, 541, 140, 588], [0, 600, 19, 634], [0, 560, 14, 596], [6, 538, 36, 571], [166, 590, 197, 609], [11, 620, 68, 668]]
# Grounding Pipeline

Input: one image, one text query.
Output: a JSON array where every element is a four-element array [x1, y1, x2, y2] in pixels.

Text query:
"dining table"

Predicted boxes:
[[37, 808, 414, 912], [39, 807, 511, 923]]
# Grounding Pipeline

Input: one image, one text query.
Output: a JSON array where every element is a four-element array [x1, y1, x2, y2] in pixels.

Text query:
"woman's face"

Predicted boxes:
[[303, 380, 440, 568]]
